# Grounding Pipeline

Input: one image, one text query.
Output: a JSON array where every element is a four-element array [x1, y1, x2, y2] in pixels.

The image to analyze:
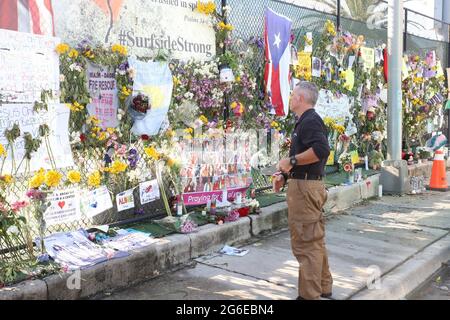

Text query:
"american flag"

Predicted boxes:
[[264, 8, 292, 117], [0, 0, 55, 36]]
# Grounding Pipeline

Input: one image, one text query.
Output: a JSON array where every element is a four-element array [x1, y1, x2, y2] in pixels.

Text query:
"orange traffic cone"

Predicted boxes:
[[427, 150, 449, 191]]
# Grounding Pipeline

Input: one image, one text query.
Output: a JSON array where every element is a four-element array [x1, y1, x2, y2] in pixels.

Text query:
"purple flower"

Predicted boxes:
[[134, 208, 145, 216], [128, 148, 140, 169], [37, 253, 50, 264]]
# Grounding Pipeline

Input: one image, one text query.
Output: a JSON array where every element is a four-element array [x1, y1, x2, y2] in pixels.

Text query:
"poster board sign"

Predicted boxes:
[[315, 90, 353, 125], [0, 29, 60, 103], [447, 68, 450, 100], [53, 0, 216, 61], [44, 189, 81, 226], [0, 103, 74, 173], [80, 186, 113, 218], [86, 63, 119, 129]]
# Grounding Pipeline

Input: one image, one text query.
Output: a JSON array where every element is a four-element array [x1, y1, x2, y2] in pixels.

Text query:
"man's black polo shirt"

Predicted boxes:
[[289, 108, 330, 176]]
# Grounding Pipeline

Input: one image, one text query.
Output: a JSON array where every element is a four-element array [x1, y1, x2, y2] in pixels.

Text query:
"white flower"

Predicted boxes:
[[60, 74, 65, 82], [118, 69, 126, 76], [7, 225, 20, 235], [249, 105, 254, 111], [117, 114, 123, 121], [127, 67, 136, 79]]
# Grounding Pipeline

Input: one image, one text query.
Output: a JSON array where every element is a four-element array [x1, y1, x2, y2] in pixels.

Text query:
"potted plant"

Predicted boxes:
[[417, 148, 431, 164]]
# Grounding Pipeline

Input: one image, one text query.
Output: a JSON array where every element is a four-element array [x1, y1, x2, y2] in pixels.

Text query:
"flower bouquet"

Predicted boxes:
[[338, 152, 354, 184], [129, 93, 151, 120]]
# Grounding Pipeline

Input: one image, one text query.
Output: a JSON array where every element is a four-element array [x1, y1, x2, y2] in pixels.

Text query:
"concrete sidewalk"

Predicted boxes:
[[100, 186, 450, 300]]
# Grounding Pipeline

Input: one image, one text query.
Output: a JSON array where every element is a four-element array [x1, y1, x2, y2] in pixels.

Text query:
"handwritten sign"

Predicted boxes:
[[44, 189, 81, 226], [316, 90, 353, 125], [0, 29, 60, 103], [360, 47, 375, 71], [0, 103, 74, 173], [116, 189, 135, 212], [80, 186, 113, 218], [139, 180, 160, 205], [86, 63, 119, 129]]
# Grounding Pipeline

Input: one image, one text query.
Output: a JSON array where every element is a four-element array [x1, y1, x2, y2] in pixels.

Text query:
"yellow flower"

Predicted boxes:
[[29, 168, 45, 189], [235, 76, 241, 83], [167, 158, 177, 168], [334, 125, 346, 134], [68, 49, 79, 59], [87, 116, 101, 126], [217, 21, 233, 31], [121, 86, 132, 97], [271, 121, 279, 128], [67, 170, 81, 184], [87, 171, 101, 188], [199, 115, 208, 124], [184, 127, 194, 134], [173, 76, 181, 86], [84, 50, 95, 59], [196, 0, 216, 15], [67, 102, 84, 112], [45, 170, 63, 188], [2, 175, 13, 184], [109, 160, 128, 174], [112, 44, 128, 56], [55, 43, 70, 55], [106, 128, 115, 135], [98, 132, 107, 141], [325, 20, 336, 36], [145, 147, 160, 161], [0, 143, 7, 158]]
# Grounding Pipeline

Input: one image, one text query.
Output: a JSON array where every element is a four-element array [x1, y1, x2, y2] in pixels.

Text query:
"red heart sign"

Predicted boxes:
[[58, 201, 66, 209]]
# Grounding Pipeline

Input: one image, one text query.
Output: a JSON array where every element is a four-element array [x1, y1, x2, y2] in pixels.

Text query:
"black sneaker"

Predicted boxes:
[[321, 292, 332, 298]]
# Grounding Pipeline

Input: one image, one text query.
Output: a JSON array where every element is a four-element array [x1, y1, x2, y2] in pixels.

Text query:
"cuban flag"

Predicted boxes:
[[0, 0, 55, 36], [264, 8, 292, 117]]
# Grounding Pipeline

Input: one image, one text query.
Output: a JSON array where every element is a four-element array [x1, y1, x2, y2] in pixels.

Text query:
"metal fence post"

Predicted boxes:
[[222, 0, 229, 123], [403, 8, 408, 53], [336, 0, 341, 30]]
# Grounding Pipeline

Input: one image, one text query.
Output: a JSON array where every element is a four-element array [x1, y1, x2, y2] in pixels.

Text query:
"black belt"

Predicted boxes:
[[289, 172, 323, 181]]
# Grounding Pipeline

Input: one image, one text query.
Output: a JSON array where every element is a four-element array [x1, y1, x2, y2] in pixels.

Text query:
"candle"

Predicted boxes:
[[378, 185, 383, 198], [201, 210, 207, 216], [365, 155, 369, 171], [236, 192, 242, 204], [222, 189, 228, 202], [206, 199, 212, 211], [177, 203, 183, 216]]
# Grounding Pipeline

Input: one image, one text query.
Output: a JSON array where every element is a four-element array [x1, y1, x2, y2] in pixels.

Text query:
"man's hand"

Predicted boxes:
[[277, 158, 293, 173], [272, 172, 285, 193]]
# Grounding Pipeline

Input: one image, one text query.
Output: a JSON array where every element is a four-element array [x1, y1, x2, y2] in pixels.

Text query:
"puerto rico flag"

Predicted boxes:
[[264, 8, 292, 117], [0, 0, 55, 36]]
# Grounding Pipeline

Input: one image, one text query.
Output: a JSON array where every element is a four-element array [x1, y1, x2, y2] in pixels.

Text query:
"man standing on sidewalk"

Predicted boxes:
[[274, 81, 333, 300]]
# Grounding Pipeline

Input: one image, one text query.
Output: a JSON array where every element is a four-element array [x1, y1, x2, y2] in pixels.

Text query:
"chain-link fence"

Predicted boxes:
[[1, 0, 450, 247]]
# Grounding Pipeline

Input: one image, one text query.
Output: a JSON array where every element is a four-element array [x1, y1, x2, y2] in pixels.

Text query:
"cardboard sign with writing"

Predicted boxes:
[[360, 47, 375, 71]]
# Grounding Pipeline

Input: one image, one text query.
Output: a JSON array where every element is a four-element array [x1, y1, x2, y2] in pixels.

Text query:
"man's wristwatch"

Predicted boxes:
[[290, 156, 298, 166]]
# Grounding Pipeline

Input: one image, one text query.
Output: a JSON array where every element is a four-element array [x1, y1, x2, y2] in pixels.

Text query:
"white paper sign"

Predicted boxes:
[[53, 0, 216, 61], [139, 180, 160, 205], [80, 186, 114, 218], [0, 29, 60, 103], [116, 189, 135, 212], [86, 63, 119, 129], [0, 103, 74, 173], [44, 189, 81, 226], [316, 90, 353, 125]]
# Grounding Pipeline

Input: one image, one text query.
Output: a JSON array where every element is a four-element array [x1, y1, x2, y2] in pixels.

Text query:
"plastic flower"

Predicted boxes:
[[343, 163, 353, 173], [144, 147, 160, 161], [87, 171, 102, 188], [45, 170, 63, 188], [196, 0, 216, 15], [29, 169, 46, 189], [0, 143, 6, 157], [112, 44, 128, 56], [67, 170, 81, 184], [55, 43, 70, 55]]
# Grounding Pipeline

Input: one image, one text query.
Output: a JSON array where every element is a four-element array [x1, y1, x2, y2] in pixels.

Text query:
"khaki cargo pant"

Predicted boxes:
[[287, 179, 333, 300]]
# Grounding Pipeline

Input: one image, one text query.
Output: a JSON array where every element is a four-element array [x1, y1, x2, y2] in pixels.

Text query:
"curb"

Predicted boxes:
[[1, 174, 380, 300], [351, 234, 450, 300]]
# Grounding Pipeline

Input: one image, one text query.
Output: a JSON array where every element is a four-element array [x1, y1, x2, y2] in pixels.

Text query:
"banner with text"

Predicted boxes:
[[53, 0, 216, 61]]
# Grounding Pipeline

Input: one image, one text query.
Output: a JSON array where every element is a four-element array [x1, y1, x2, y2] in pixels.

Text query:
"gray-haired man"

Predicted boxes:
[[274, 81, 333, 300]]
